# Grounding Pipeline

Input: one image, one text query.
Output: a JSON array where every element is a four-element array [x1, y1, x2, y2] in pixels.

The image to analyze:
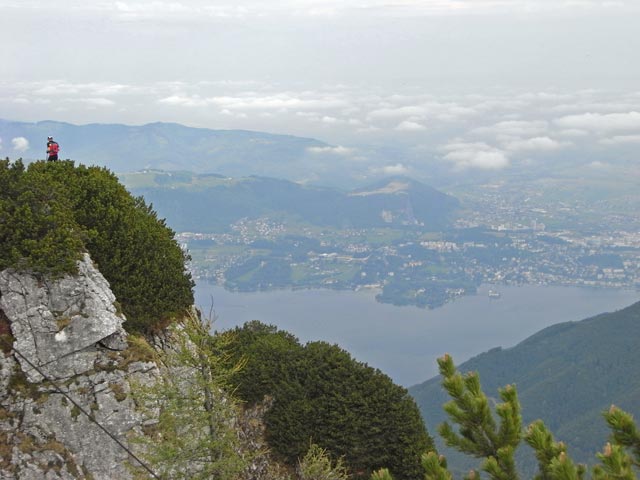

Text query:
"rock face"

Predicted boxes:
[[0, 254, 157, 479], [0, 254, 279, 480], [0, 253, 128, 383]]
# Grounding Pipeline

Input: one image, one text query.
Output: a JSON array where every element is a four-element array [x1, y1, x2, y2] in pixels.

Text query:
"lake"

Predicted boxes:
[[194, 283, 639, 387]]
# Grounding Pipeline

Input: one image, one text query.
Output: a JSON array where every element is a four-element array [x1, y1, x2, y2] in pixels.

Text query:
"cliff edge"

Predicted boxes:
[[0, 254, 158, 479]]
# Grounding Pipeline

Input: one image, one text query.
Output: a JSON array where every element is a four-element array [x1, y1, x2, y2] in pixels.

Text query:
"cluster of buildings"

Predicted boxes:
[[177, 206, 640, 298]]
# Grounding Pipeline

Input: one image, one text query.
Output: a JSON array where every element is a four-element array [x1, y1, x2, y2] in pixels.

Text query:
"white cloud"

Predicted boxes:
[[159, 95, 208, 107], [503, 136, 571, 152], [395, 120, 426, 132], [159, 93, 350, 112], [517, 91, 578, 102], [209, 94, 348, 111], [588, 161, 611, 169], [5, 77, 640, 159], [356, 125, 382, 134], [434, 104, 479, 121], [472, 120, 549, 138], [307, 145, 355, 155], [553, 111, 640, 132], [367, 101, 478, 124], [112, 1, 251, 21], [368, 105, 426, 120], [31, 82, 136, 98], [34, 84, 81, 96], [80, 98, 116, 107], [11, 137, 30, 152], [15, 0, 639, 19], [556, 128, 590, 137], [321, 116, 340, 124], [441, 141, 510, 170], [550, 102, 640, 114], [371, 163, 410, 176], [598, 134, 640, 145]]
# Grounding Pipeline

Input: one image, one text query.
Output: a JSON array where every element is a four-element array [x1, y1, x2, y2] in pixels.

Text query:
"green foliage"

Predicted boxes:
[[370, 467, 394, 480], [604, 405, 640, 461], [298, 444, 349, 480], [410, 301, 640, 467], [227, 321, 433, 480], [592, 443, 635, 480], [422, 452, 455, 480], [524, 420, 586, 480], [436, 354, 521, 480], [0, 159, 84, 276], [130, 311, 247, 480], [0, 159, 194, 332], [420, 356, 640, 480]]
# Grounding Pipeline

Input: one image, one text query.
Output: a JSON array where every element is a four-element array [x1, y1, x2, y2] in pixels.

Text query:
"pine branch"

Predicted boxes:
[[604, 405, 640, 465], [370, 467, 394, 480], [592, 442, 635, 480], [422, 451, 454, 480], [436, 355, 521, 480]]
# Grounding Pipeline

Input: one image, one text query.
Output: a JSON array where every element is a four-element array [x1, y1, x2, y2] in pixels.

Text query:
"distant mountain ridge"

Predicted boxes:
[[409, 299, 640, 469], [119, 170, 459, 232], [0, 119, 339, 183]]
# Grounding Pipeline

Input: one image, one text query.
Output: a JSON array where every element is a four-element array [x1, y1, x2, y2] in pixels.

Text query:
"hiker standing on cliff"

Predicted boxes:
[[46, 136, 59, 161]]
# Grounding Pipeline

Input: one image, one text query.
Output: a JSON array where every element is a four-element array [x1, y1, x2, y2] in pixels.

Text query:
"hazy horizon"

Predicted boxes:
[[2, 0, 639, 177]]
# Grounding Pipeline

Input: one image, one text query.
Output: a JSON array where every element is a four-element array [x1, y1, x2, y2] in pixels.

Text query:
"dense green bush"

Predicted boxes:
[[0, 159, 84, 276], [227, 321, 434, 480], [0, 159, 193, 332]]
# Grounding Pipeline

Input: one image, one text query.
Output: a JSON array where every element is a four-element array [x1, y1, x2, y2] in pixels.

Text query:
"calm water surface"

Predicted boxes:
[[194, 283, 639, 387]]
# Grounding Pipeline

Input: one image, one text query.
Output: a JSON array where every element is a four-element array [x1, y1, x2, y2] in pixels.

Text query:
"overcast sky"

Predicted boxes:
[[2, 0, 640, 171]]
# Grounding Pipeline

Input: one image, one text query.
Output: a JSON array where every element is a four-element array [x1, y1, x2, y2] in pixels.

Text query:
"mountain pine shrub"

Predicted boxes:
[[227, 321, 433, 480], [0, 159, 193, 332], [0, 159, 84, 276]]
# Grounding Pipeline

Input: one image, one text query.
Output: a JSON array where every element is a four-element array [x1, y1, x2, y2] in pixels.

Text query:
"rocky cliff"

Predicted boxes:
[[0, 254, 158, 479]]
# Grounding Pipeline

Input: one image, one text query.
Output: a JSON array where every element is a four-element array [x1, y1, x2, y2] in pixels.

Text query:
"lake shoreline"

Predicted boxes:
[[195, 282, 639, 387]]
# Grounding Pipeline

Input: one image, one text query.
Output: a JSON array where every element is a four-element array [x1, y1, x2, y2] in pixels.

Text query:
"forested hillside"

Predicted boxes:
[[410, 300, 640, 469], [120, 171, 459, 232]]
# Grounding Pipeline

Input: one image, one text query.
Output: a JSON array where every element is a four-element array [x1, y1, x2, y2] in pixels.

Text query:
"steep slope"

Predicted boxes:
[[120, 171, 459, 232], [0, 254, 154, 479], [409, 300, 640, 466], [0, 255, 285, 479]]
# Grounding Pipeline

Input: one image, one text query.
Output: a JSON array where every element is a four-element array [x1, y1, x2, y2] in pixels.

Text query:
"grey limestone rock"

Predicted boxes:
[[0, 253, 157, 479], [0, 253, 127, 382], [0, 253, 275, 479]]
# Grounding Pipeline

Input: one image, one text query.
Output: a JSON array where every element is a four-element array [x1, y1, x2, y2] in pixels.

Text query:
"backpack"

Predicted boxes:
[[49, 142, 59, 155]]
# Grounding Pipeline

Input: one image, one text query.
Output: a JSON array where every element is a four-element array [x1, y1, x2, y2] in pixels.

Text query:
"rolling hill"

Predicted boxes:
[[118, 171, 459, 232]]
